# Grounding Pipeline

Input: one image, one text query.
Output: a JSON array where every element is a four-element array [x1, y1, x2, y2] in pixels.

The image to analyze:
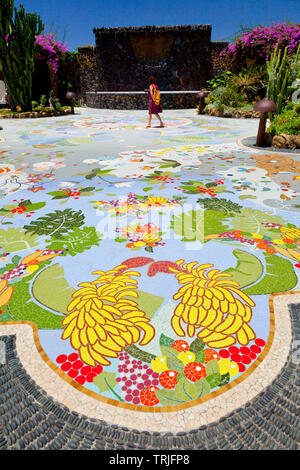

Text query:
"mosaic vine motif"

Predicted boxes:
[[0, 109, 299, 409]]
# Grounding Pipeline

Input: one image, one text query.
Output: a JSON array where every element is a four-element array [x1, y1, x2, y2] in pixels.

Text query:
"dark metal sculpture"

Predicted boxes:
[[254, 99, 276, 147], [197, 90, 210, 114], [66, 91, 76, 114]]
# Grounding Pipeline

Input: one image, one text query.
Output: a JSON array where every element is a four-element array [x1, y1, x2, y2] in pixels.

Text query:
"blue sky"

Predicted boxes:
[[15, 0, 300, 51]]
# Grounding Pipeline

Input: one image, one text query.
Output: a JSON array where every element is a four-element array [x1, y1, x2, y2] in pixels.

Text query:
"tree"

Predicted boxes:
[[0, 0, 44, 110]]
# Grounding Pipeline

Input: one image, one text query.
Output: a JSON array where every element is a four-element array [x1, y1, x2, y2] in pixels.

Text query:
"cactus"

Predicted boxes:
[[266, 43, 300, 121], [0, 0, 44, 111]]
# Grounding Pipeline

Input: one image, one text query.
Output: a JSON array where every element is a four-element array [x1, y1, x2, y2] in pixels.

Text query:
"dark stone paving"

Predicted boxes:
[[0, 304, 299, 450]]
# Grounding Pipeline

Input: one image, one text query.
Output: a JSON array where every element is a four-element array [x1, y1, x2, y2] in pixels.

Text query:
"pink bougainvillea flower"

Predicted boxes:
[[35, 33, 69, 72]]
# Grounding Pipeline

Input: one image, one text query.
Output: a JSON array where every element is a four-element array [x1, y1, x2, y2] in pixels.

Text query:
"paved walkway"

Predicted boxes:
[[0, 108, 299, 449]]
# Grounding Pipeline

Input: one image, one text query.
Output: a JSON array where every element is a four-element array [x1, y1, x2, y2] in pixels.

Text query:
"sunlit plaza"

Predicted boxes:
[[0, 0, 299, 453]]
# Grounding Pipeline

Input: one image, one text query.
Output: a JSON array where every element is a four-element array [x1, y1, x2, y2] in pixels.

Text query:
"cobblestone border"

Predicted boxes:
[[0, 303, 299, 450], [0, 292, 295, 433]]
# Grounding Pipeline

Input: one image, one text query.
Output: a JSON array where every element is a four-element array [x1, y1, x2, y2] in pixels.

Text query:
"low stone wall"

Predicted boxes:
[[205, 107, 260, 119], [83, 92, 200, 109], [0, 108, 72, 119]]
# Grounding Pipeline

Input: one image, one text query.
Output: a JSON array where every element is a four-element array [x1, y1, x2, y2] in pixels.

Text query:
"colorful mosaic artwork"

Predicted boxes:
[[0, 108, 299, 412]]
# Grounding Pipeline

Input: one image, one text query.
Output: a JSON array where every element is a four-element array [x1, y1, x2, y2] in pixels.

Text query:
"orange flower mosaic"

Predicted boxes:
[[171, 340, 189, 352], [204, 348, 221, 364], [184, 362, 207, 382], [140, 385, 160, 406], [159, 370, 179, 389]]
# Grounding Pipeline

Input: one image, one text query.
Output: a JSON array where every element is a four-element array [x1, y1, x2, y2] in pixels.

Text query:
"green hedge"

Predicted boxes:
[[267, 103, 300, 135]]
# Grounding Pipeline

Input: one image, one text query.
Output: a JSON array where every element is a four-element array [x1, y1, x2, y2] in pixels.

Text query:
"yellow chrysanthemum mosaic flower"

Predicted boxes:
[[144, 197, 168, 206], [140, 232, 162, 245], [120, 224, 162, 248], [280, 226, 300, 241], [168, 260, 256, 349], [62, 264, 155, 367]]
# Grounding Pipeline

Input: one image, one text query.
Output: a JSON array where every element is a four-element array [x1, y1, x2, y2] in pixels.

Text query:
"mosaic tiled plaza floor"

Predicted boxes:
[[0, 108, 299, 450]]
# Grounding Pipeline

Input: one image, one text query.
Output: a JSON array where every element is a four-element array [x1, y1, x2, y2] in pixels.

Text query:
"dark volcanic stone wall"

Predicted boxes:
[[93, 25, 212, 91], [77, 46, 100, 93], [84, 92, 199, 109], [210, 41, 247, 76]]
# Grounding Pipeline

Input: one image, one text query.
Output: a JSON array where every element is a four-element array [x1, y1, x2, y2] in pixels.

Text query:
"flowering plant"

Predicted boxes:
[[221, 23, 300, 61], [35, 33, 69, 72]]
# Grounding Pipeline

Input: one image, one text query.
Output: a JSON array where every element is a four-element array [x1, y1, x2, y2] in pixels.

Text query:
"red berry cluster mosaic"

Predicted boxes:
[[56, 353, 103, 385], [55, 336, 266, 407], [116, 352, 160, 405], [218, 338, 266, 372]]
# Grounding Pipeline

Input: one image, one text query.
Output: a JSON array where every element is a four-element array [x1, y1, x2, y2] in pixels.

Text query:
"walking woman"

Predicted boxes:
[[145, 76, 164, 128]]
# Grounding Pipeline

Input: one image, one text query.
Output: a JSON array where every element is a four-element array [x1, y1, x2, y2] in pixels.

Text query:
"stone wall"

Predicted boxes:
[[0, 25, 258, 109], [93, 25, 212, 92], [74, 31, 253, 101], [50, 46, 100, 104], [77, 46, 100, 93], [84, 92, 200, 109], [210, 42, 251, 76], [56, 27, 250, 108], [210, 41, 241, 76]]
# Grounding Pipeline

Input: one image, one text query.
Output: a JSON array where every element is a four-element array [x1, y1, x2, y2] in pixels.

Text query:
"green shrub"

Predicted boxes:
[[206, 71, 233, 90], [40, 95, 48, 107], [215, 101, 225, 113], [74, 98, 82, 107], [238, 103, 253, 111], [267, 104, 300, 135], [205, 86, 227, 105], [204, 85, 248, 110], [219, 87, 248, 107], [31, 101, 39, 109], [231, 66, 267, 102]]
